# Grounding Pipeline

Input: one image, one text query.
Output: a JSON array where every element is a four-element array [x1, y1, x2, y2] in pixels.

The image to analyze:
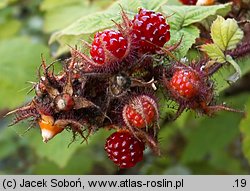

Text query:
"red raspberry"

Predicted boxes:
[[90, 29, 128, 65], [132, 8, 170, 53], [122, 95, 158, 129], [170, 69, 200, 99], [105, 130, 145, 168], [179, 0, 197, 5]]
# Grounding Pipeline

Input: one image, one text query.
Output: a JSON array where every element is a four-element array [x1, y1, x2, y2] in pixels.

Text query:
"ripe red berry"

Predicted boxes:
[[132, 8, 170, 53], [170, 69, 200, 99], [179, 0, 197, 5], [122, 95, 158, 129], [163, 62, 243, 119], [90, 29, 128, 65], [105, 130, 145, 168]]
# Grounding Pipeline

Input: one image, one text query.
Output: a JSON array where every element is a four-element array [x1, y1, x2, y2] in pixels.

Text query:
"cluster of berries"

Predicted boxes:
[[7, 8, 241, 169]]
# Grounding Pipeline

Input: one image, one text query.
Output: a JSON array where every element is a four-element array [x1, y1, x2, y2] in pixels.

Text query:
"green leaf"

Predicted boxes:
[[200, 43, 226, 63], [0, 37, 50, 109], [225, 55, 242, 83], [200, 16, 244, 85], [0, 128, 19, 160], [211, 16, 243, 51], [213, 56, 250, 93], [167, 26, 200, 59], [139, 0, 168, 11], [181, 112, 241, 163], [51, 35, 89, 57], [49, 0, 168, 56], [50, 0, 168, 37], [42, 0, 100, 33], [209, 150, 246, 174], [44, 6, 99, 33], [239, 98, 250, 165], [161, 3, 231, 30], [161, 3, 231, 59], [33, 148, 93, 174]]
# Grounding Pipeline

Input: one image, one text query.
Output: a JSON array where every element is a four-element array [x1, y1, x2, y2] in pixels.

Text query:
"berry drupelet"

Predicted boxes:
[[131, 8, 170, 53], [105, 130, 145, 168]]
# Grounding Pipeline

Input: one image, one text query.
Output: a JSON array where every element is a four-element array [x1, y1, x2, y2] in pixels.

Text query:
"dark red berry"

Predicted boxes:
[[122, 95, 158, 129], [105, 130, 145, 168], [132, 8, 170, 53], [179, 0, 197, 5], [170, 69, 200, 99], [90, 29, 128, 65]]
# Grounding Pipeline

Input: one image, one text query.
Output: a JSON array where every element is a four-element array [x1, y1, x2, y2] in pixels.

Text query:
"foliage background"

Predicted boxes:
[[0, 0, 250, 174]]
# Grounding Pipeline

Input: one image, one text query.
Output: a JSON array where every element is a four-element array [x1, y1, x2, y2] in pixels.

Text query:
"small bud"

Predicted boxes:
[[54, 94, 74, 111], [38, 115, 63, 143]]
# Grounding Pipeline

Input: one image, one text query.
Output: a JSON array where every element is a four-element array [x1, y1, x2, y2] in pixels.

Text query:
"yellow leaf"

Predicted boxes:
[[211, 16, 243, 51], [200, 43, 225, 63]]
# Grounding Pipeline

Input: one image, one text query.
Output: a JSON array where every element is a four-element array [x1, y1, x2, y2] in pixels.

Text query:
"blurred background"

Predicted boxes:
[[0, 0, 250, 175]]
